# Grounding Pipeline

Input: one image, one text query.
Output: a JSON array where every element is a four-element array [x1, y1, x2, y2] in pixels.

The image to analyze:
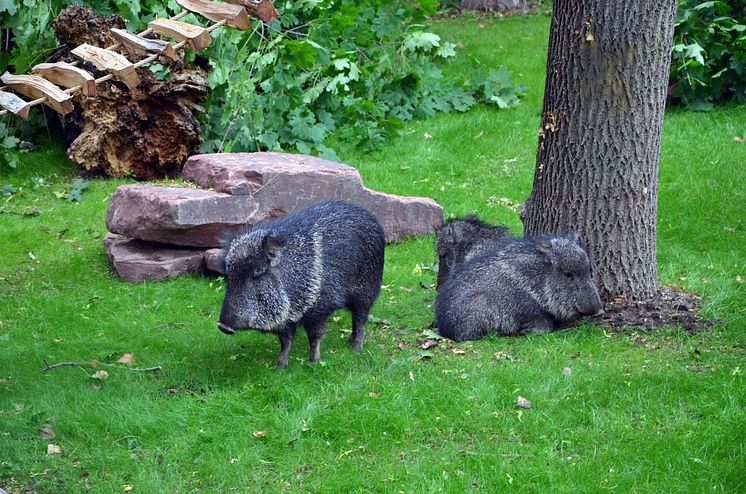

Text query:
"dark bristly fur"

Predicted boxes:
[[435, 235, 603, 341], [218, 201, 385, 369], [435, 215, 509, 289]]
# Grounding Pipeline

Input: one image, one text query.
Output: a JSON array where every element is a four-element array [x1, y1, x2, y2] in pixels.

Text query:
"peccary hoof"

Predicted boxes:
[[217, 322, 236, 335]]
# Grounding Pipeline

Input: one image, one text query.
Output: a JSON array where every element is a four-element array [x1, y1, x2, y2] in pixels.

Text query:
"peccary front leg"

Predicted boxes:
[[521, 316, 556, 335], [277, 324, 297, 370]]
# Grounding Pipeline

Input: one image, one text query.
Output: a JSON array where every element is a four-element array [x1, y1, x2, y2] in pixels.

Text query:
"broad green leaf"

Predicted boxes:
[[684, 43, 706, 65], [0, 0, 17, 15], [403, 32, 440, 52]]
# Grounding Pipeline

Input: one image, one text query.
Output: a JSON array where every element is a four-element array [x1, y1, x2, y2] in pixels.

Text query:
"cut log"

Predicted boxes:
[[0, 73, 74, 115], [0, 90, 33, 119], [224, 0, 280, 23], [176, 0, 251, 30], [148, 18, 212, 51], [32, 62, 97, 97], [110, 28, 180, 62], [71, 44, 139, 90]]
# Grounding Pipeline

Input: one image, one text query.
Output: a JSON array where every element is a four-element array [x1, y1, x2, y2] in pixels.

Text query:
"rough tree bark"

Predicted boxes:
[[522, 1, 677, 301]]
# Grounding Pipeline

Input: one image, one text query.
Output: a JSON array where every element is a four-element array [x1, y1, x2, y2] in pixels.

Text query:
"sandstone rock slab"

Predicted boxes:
[[106, 185, 255, 247], [183, 152, 444, 242], [103, 233, 205, 283], [204, 248, 226, 275]]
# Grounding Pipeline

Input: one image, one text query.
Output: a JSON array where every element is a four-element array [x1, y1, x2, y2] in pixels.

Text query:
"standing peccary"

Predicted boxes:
[[217, 201, 385, 369], [435, 235, 603, 341], [436, 216, 509, 289]]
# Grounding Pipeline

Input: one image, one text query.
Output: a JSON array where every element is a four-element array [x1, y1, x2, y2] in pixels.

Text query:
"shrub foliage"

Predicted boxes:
[[670, 0, 746, 109], [0, 0, 522, 163]]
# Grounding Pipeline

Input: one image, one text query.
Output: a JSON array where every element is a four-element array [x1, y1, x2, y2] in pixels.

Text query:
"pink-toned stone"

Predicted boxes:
[[183, 152, 444, 242], [183, 152, 360, 195], [105, 185, 255, 247], [103, 233, 205, 283], [204, 248, 226, 274]]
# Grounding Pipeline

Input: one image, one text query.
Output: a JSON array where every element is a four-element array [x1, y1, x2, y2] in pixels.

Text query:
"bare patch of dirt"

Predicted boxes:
[[594, 286, 716, 333]]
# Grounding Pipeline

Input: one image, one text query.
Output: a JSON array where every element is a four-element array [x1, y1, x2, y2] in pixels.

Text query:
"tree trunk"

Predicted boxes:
[[522, 1, 677, 301]]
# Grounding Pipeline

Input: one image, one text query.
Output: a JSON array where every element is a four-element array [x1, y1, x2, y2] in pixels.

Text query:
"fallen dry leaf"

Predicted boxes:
[[492, 351, 514, 362], [91, 370, 109, 380], [123, 485, 134, 492], [117, 353, 135, 365], [423, 133, 432, 139], [516, 396, 532, 409], [47, 444, 62, 455], [452, 348, 466, 355], [368, 391, 381, 399], [53, 338, 63, 343], [420, 340, 439, 350], [397, 342, 406, 350], [735, 136, 744, 143], [562, 367, 572, 377], [408, 371, 414, 381], [252, 431, 267, 438], [40, 425, 55, 440], [736, 275, 743, 284]]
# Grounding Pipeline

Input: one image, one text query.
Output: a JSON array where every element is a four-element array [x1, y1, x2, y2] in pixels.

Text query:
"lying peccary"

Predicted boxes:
[[217, 201, 385, 369], [436, 216, 509, 289], [435, 235, 603, 341]]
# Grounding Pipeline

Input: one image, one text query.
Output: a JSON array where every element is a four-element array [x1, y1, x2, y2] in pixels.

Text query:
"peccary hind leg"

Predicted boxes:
[[304, 318, 327, 364], [277, 325, 297, 370], [349, 302, 371, 352]]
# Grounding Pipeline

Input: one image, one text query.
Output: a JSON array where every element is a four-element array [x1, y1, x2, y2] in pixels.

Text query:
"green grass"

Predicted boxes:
[[2, 13, 746, 494]]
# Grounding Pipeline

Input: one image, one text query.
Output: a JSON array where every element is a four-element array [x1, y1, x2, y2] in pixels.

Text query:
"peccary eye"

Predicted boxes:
[[564, 272, 574, 279]]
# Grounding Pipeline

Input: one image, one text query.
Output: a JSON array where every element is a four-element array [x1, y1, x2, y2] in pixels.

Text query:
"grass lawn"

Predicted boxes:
[[2, 12, 746, 494]]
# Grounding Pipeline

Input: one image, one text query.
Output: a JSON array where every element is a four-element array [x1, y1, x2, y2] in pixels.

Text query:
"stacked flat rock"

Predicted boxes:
[[104, 152, 444, 282]]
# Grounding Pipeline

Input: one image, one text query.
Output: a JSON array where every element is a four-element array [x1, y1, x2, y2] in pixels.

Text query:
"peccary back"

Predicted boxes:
[[218, 200, 385, 368], [435, 216, 509, 289], [435, 235, 603, 341]]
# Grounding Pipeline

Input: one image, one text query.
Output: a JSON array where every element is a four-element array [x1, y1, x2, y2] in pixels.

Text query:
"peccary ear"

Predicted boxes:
[[263, 235, 285, 263], [450, 223, 464, 244], [536, 238, 556, 265]]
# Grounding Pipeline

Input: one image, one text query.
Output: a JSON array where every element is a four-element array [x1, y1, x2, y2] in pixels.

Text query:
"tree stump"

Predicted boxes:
[[53, 5, 207, 179]]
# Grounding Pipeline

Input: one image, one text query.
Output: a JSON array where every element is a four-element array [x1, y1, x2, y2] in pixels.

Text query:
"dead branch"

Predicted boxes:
[[41, 359, 163, 373]]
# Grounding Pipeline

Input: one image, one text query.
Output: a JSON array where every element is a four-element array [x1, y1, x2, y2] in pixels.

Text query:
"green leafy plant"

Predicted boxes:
[[670, 0, 746, 109], [201, 1, 523, 157], [0, 121, 21, 169], [1, 0, 522, 162], [66, 178, 91, 202]]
